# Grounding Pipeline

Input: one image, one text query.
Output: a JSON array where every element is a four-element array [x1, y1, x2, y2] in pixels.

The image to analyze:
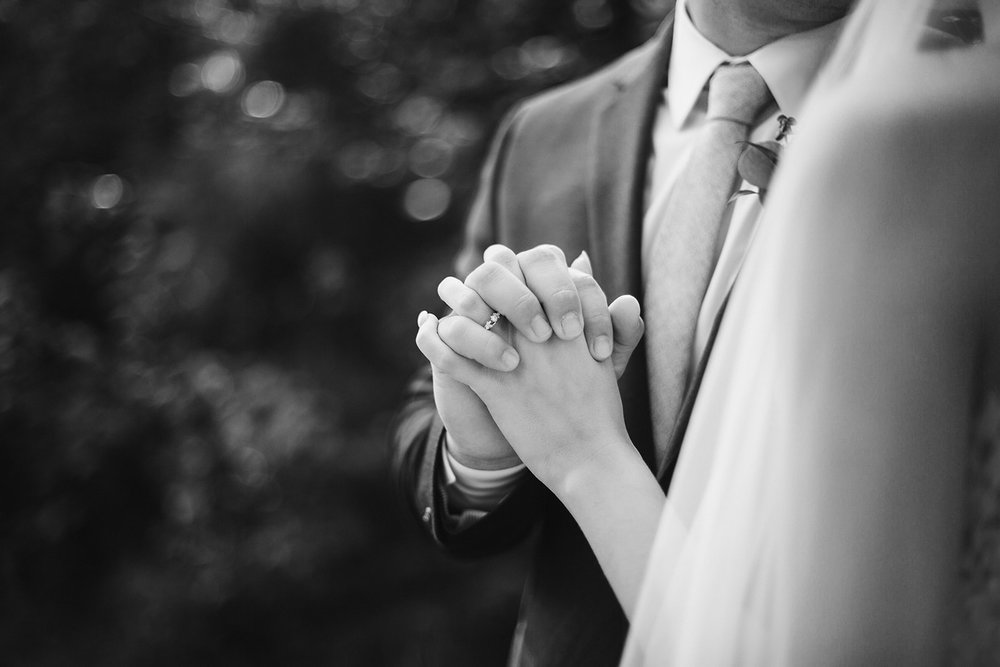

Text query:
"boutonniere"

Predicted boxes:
[[732, 114, 796, 204]]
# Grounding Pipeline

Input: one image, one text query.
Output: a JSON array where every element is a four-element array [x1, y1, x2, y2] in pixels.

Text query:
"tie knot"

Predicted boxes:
[[706, 63, 773, 126]]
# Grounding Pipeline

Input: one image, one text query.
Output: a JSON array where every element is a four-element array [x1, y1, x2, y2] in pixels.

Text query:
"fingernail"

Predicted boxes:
[[594, 335, 612, 359], [501, 349, 520, 370], [417, 310, 428, 326], [561, 312, 582, 338], [531, 315, 552, 340]]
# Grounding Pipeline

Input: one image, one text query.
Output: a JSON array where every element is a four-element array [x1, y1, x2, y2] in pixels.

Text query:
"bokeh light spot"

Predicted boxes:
[[92, 174, 124, 209], [169, 62, 202, 97], [573, 0, 614, 30], [491, 46, 527, 80], [394, 95, 443, 136], [242, 80, 285, 119], [337, 141, 384, 182], [437, 112, 483, 146], [201, 50, 243, 93], [272, 93, 315, 131], [216, 10, 255, 44], [403, 179, 451, 221], [409, 138, 453, 178], [521, 36, 569, 71], [356, 63, 403, 104]]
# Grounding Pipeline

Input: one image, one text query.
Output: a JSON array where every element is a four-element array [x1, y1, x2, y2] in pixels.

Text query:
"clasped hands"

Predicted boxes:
[[415, 243, 643, 493]]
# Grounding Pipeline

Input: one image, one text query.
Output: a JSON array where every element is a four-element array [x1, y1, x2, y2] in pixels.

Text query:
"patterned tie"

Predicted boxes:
[[645, 62, 773, 464]]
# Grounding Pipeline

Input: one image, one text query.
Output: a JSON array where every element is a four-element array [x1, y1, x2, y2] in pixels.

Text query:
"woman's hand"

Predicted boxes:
[[419, 244, 644, 472], [417, 308, 635, 494], [482, 327, 634, 493]]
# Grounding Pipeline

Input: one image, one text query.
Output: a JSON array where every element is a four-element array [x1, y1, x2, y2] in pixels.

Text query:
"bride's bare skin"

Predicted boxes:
[[417, 301, 665, 616]]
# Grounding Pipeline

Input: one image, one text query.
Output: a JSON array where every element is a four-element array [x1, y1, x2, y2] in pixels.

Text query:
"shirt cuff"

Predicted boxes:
[[440, 433, 527, 512]]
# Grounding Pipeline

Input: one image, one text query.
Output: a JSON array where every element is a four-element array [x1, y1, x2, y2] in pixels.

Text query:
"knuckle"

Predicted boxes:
[[573, 273, 604, 299], [570, 269, 597, 288], [511, 291, 541, 319], [520, 244, 565, 267], [438, 317, 475, 354], [436, 315, 461, 340], [537, 244, 566, 261], [435, 353, 459, 375], [466, 261, 504, 289], [586, 311, 613, 331], [456, 291, 482, 315], [480, 261, 507, 284], [548, 286, 580, 310]]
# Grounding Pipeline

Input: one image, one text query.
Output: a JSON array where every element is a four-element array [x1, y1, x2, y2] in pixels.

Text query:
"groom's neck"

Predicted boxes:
[[686, 0, 852, 56]]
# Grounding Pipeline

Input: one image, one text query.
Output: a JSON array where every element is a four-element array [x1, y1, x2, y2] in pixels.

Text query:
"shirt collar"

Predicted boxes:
[[667, 0, 843, 128]]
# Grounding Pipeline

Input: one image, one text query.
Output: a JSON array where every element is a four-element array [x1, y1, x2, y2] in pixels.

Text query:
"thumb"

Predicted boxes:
[[609, 295, 643, 379]]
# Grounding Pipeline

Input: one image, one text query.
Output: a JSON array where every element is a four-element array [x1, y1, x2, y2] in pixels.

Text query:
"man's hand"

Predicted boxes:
[[417, 307, 631, 492], [425, 346, 521, 470], [436, 244, 644, 378], [415, 243, 643, 471]]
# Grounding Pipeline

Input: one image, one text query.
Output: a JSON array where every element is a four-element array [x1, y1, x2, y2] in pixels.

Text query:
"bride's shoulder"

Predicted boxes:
[[827, 45, 1000, 137], [798, 45, 1000, 188], [783, 43, 1000, 296]]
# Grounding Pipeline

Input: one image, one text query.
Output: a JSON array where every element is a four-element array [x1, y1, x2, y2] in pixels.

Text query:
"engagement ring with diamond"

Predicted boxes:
[[483, 312, 501, 331]]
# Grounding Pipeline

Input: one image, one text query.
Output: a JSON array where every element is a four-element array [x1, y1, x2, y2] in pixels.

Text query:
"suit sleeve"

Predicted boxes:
[[388, 104, 547, 558]]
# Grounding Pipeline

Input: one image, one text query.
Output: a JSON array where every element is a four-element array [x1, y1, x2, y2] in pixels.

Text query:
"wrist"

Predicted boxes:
[[549, 439, 665, 617], [445, 432, 523, 471], [552, 438, 650, 514]]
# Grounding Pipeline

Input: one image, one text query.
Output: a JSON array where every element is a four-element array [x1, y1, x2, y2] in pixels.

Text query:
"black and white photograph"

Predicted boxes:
[[1, 0, 997, 664]]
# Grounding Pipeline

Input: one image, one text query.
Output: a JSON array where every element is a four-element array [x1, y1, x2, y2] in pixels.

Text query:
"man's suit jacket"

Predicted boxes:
[[390, 15, 710, 666]]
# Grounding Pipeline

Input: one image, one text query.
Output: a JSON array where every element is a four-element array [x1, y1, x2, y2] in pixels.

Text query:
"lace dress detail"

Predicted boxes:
[[952, 389, 1000, 665]]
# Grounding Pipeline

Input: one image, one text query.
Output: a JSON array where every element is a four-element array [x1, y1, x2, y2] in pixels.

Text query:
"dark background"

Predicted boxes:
[[0, 0, 670, 664]]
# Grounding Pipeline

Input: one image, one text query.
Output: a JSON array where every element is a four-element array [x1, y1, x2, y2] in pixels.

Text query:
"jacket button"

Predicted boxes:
[[421, 507, 432, 523]]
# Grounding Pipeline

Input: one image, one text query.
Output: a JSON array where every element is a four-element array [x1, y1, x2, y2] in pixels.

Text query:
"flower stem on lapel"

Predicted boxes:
[[733, 114, 795, 204]]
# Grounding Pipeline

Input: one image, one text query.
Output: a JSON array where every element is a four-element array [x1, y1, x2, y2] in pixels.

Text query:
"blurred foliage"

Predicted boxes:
[[0, 0, 668, 664]]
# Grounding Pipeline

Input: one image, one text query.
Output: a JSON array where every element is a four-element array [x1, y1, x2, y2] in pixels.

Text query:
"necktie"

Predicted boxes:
[[645, 63, 773, 464]]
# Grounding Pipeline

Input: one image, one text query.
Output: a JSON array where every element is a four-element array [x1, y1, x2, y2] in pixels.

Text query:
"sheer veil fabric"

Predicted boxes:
[[622, 0, 1000, 663]]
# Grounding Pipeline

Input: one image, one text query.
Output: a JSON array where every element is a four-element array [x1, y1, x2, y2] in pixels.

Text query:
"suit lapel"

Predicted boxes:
[[586, 16, 673, 301], [585, 16, 673, 471]]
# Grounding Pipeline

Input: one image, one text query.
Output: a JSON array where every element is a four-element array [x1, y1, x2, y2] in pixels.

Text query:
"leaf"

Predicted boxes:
[[736, 140, 780, 164], [728, 189, 759, 204]]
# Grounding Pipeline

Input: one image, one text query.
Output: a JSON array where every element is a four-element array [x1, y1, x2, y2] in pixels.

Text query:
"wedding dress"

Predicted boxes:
[[622, 1, 1000, 663]]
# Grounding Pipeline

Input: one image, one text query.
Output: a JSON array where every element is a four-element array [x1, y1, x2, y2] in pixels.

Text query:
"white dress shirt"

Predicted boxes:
[[443, 0, 842, 512]]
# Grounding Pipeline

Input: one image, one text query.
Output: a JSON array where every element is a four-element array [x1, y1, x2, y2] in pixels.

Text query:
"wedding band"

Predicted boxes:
[[483, 311, 501, 331]]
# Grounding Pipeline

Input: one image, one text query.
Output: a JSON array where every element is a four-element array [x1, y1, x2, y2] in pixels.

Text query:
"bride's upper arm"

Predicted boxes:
[[775, 51, 1000, 336], [759, 52, 1000, 659]]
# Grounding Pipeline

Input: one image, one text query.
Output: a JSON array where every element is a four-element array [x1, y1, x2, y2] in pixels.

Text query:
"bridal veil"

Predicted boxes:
[[623, 0, 1000, 663]]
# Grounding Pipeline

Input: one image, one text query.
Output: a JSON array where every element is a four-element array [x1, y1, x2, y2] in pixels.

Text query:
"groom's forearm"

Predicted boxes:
[[441, 435, 527, 511], [388, 366, 545, 557]]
